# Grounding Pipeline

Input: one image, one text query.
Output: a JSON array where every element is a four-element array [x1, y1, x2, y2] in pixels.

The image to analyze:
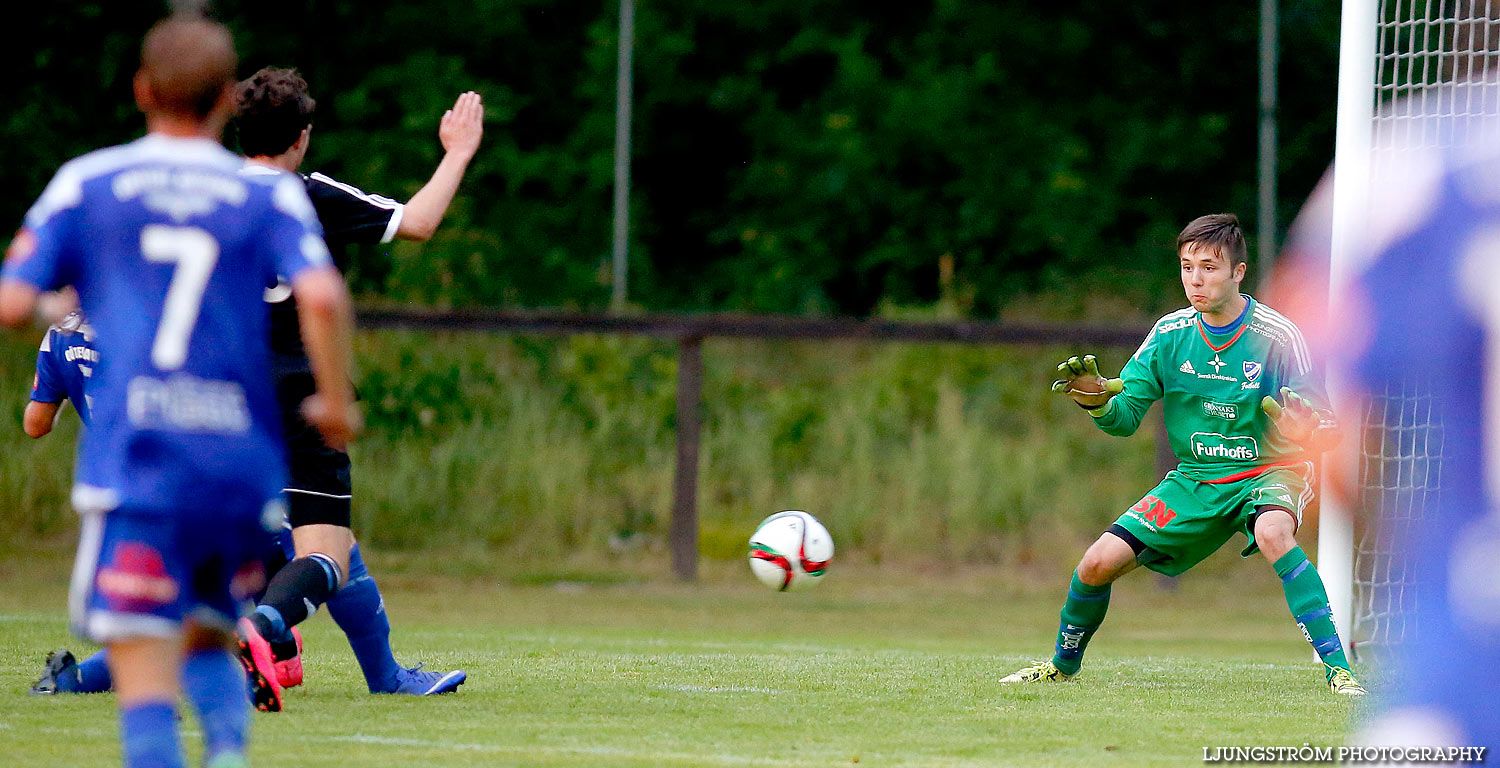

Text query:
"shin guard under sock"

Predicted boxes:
[[250, 553, 342, 643], [327, 544, 401, 693], [1051, 570, 1112, 676], [1274, 546, 1352, 672]]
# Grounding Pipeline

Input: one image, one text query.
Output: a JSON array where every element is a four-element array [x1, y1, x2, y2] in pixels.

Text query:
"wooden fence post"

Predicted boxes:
[[671, 335, 703, 581]]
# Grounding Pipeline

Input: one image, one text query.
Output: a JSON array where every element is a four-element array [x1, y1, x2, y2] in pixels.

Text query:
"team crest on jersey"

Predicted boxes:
[[1243, 361, 1262, 382]]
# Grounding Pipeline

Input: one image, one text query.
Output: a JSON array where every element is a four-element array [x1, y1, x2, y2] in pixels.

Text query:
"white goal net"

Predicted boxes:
[[1350, 380, 1445, 655]]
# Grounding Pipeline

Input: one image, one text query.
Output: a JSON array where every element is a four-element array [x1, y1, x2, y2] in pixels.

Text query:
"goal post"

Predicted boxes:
[[1322, 0, 1377, 658]]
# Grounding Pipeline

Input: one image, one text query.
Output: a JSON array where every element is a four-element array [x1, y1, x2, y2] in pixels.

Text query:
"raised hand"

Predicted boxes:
[[1260, 386, 1338, 450], [439, 91, 484, 161], [1051, 354, 1124, 409]]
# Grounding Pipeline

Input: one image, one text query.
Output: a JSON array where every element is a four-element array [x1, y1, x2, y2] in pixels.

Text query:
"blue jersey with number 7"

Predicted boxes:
[[1, 135, 331, 515]]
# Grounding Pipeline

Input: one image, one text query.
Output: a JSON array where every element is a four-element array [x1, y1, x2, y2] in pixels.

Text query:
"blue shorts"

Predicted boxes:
[[69, 500, 286, 642]]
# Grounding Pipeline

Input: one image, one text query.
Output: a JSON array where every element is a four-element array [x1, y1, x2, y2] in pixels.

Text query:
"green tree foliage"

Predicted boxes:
[[1, 1, 1337, 316]]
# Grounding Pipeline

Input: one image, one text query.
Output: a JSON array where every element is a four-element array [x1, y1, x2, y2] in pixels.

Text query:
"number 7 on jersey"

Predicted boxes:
[[141, 225, 219, 371]]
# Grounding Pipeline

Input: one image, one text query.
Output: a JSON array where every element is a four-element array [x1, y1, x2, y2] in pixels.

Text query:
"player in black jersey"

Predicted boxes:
[[233, 67, 482, 708]]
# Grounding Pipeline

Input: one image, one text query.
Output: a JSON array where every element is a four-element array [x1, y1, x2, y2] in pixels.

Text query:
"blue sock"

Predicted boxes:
[[119, 700, 184, 768], [73, 650, 113, 693], [182, 649, 249, 762], [327, 544, 401, 693]]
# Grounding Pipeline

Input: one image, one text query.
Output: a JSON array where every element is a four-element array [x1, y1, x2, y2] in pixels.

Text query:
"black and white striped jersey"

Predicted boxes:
[[242, 164, 405, 364], [303, 172, 404, 253]]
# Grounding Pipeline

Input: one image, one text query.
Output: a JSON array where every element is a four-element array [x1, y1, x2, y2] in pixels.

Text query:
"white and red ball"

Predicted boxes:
[[747, 511, 834, 591]]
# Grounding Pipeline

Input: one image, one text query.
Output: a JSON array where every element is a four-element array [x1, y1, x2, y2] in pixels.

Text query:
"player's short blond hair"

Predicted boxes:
[[139, 15, 238, 119]]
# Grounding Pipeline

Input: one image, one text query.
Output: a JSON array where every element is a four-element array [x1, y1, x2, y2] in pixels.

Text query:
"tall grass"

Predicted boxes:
[[0, 329, 1158, 565]]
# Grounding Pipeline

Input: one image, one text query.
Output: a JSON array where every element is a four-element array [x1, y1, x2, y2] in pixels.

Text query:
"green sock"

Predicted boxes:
[[1273, 546, 1351, 674], [1051, 571, 1111, 675]]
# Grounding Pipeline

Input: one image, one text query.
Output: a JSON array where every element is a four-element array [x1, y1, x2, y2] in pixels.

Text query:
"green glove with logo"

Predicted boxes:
[[1261, 386, 1341, 452], [1051, 354, 1124, 410]]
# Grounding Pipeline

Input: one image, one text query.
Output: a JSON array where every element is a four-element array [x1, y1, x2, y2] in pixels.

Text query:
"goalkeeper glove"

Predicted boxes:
[[1051, 354, 1123, 411], [1261, 386, 1341, 453]]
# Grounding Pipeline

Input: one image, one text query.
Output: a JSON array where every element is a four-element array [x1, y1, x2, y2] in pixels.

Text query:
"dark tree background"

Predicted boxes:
[[0, 1, 1340, 317]]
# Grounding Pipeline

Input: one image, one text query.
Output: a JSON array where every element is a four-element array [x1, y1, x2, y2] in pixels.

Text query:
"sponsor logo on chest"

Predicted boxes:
[[1202, 401, 1238, 420], [64, 345, 98, 364], [1191, 353, 1238, 382], [1189, 432, 1260, 461]]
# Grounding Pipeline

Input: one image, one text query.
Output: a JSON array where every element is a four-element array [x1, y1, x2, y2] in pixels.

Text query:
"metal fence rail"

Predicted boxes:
[[357, 307, 1152, 346], [357, 307, 1156, 579]]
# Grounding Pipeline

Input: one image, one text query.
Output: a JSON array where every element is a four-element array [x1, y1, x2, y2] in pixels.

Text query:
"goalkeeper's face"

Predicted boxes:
[[1179, 244, 1246, 315]]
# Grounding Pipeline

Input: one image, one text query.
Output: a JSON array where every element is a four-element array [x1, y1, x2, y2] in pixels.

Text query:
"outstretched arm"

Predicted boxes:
[[1052, 353, 1152, 436], [1054, 328, 1165, 437], [396, 91, 484, 242]]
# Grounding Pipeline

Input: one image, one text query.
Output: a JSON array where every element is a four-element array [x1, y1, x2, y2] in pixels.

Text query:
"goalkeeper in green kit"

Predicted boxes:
[[1000, 214, 1366, 696]]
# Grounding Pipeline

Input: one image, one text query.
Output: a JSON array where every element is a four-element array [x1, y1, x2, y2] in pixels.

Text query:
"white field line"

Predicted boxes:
[[327, 734, 821, 767], [663, 684, 781, 694], [325, 734, 1022, 768]]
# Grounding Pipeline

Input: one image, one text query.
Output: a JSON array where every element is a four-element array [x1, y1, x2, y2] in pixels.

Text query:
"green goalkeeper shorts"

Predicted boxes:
[[1108, 462, 1315, 577]]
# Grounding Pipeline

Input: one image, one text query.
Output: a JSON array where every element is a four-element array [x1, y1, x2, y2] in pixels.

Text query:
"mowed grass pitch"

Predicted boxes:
[[0, 555, 1362, 767]]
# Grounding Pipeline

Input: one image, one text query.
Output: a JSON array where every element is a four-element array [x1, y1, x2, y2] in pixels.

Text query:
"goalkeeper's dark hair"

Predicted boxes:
[[1177, 213, 1247, 267], [234, 67, 316, 157]]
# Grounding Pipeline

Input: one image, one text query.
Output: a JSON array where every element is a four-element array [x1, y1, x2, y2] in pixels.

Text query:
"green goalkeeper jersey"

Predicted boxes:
[[1090, 295, 1329, 481]]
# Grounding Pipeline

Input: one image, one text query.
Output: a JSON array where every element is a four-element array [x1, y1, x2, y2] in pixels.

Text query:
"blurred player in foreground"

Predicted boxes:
[[0, 15, 357, 767], [24, 310, 301, 698], [1311, 116, 1500, 747], [231, 67, 480, 707], [1000, 214, 1365, 695]]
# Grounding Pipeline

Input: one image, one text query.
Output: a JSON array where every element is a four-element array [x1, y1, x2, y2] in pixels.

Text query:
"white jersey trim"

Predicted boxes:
[[71, 484, 120, 514], [284, 488, 353, 500], [67, 509, 106, 637], [1135, 308, 1195, 360], [307, 172, 406, 243], [380, 204, 405, 244], [238, 163, 282, 178], [1252, 305, 1313, 374], [83, 612, 181, 642]]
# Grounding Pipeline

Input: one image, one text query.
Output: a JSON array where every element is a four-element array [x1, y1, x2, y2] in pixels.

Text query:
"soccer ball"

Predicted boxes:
[[747, 511, 834, 591]]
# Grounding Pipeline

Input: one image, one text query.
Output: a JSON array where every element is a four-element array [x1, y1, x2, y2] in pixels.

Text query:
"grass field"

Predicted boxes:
[[0, 554, 1364, 767]]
